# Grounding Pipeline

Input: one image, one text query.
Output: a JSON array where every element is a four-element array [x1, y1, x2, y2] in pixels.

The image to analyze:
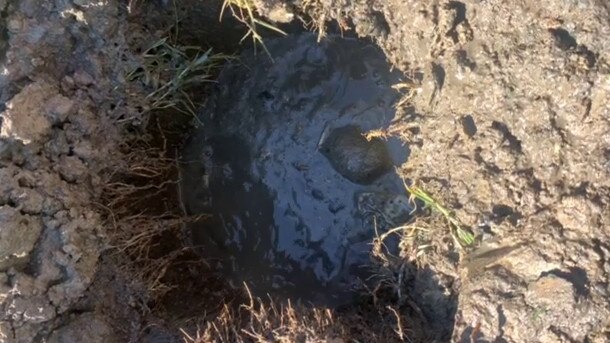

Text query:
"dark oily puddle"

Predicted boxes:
[[181, 33, 412, 305]]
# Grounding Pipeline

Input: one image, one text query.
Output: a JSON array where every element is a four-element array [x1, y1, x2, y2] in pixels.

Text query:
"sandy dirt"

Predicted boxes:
[[0, 0, 608, 342]]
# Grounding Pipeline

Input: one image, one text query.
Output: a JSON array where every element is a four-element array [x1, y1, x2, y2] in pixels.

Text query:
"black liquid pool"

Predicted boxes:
[[181, 33, 412, 305]]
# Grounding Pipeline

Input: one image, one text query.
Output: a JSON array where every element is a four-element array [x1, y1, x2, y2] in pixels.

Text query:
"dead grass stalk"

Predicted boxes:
[[220, 0, 287, 59]]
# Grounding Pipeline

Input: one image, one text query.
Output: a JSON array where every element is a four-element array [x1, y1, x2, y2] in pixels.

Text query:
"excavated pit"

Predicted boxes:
[[181, 33, 412, 305]]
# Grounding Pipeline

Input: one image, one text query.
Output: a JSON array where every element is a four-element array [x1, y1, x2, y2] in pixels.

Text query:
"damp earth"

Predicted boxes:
[[181, 33, 412, 304]]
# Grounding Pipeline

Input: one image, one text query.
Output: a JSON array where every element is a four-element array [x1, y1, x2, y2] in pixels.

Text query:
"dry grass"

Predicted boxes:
[[369, 180, 475, 308], [365, 181, 474, 323], [392, 82, 419, 110], [180, 283, 419, 343], [371, 180, 474, 268], [220, 0, 287, 59], [363, 121, 420, 142], [363, 79, 422, 142], [104, 211, 204, 297], [181, 287, 337, 343]]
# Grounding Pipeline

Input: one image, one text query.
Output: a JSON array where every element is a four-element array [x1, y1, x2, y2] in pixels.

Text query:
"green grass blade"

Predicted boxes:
[[404, 183, 476, 247]]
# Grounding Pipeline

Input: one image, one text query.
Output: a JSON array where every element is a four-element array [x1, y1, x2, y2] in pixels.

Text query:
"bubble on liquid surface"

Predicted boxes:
[[181, 33, 412, 305]]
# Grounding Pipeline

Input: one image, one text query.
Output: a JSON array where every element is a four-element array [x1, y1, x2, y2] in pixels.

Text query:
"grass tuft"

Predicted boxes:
[[220, 0, 287, 59], [127, 38, 229, 119], [404, 182, 475, 247]]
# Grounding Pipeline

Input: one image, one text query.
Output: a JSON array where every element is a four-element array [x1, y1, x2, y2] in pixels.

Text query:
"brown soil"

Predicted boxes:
[[0, 0, 608, 342]]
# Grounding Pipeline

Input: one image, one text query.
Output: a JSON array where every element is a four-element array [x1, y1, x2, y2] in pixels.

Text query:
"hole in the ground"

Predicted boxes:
[[180, 33, 415, 306], [107, 1, 459, 341]]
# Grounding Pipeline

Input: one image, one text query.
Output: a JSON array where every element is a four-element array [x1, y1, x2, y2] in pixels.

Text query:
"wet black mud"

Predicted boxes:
[[181, 33, 412, 305]]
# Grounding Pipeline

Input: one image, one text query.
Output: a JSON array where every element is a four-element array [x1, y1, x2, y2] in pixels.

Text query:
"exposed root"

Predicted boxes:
[[300, 0, 329, 42], [179, 281, 419, 343], [100, 139, 205, 299], [181, 293, 336, 343], [387, 305, 409, 342]]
